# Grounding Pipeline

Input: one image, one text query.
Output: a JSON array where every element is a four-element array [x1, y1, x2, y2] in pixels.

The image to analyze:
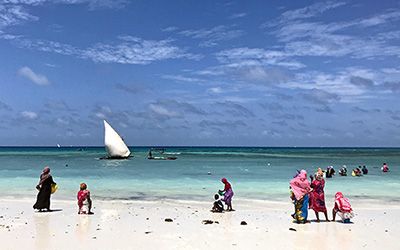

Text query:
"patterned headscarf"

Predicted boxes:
[[290, 170, 311, 200], [335, 192, 352, 213], [38, 166, 51, 185]]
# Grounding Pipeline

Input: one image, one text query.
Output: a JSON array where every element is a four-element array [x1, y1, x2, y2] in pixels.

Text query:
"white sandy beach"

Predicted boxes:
[[0, 197, 399, 250]]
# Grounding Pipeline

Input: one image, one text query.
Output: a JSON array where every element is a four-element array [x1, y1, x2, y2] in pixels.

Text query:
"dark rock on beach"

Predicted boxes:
[[289, 228, 296, 231], [202, 220, 214, 224], [165, 218, 173, 222], [240, 221, 247, 225]]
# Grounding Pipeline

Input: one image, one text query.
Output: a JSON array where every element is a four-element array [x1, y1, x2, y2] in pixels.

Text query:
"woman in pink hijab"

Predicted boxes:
[[289, 170, 311, 223]]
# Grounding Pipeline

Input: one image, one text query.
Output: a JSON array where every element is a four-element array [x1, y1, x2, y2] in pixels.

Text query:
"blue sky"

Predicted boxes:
[[0, 0, 400, 146]]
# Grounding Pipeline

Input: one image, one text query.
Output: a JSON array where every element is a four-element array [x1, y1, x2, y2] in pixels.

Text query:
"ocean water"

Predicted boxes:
[[0, 147, 399, 203]]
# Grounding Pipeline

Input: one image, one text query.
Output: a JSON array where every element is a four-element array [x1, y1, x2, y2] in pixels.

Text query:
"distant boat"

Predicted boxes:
[[103, 120, 131, 159], [57, 144, 61, 148], [147, 148, 177, 160]]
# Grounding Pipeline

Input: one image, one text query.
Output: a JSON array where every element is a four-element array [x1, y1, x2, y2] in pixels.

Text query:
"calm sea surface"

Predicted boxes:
[[0, 147, 399, 203]]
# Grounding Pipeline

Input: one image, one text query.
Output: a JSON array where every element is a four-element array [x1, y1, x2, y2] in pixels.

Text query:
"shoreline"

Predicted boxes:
[[1, 194, 400, 209], [1, 198, 399, 249]]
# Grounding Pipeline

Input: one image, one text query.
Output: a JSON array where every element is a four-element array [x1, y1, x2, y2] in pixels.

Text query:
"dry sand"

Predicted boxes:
[[0, 197, 399, 250]]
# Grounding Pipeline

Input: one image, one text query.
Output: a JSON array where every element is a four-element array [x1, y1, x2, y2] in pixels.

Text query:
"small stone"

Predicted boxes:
[[145, 231, 152, 234], [240, 221, 247, 225], [165, 218, 173, 222], [214, 221, 219, 224], [92, 237, 97, 239], [289, 228, 296, 231], [385, 230, 388, 233], [202, 220, 213, 224]]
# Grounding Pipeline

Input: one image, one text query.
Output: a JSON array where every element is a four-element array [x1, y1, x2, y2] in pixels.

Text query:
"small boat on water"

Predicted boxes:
[[103, 120, 131, 159], [147, 148, 177, 160]]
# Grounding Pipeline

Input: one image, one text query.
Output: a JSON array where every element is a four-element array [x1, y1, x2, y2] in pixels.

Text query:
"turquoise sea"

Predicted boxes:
[[0, 147, 399, 203]]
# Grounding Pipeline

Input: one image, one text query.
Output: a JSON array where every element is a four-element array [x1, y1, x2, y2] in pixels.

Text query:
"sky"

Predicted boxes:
[[0, 0, 400, 147]]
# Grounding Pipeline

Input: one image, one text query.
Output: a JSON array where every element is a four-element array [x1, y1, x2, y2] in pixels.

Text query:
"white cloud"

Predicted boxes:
[[229, 12, 247, 19], [283, 32, 400, 59], [20, 111, 38, 119], [162, 26, 179, 32], [14, 38, 80, 55], [83, 36, 199, 64], [0, 1, 128, 30], [281, 68, 380, 103], [149, 104, 179, 118], [280, 1, 346, 21], [358, 10, 400, 27], [18, 66, 50, 85], [207, 87, 223, 94], [162, 74, 204, 83], [0, 4, 38, 28], [5, 35, 200, 65], [95, 112, 106, 119], [56, 117, 69, 125], [216, 47, 305, 70], [267, 5, 400, 60], [179, 25, 244, 47]]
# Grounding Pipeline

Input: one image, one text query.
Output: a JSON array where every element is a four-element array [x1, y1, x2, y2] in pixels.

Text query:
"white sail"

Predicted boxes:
[[103, 120, 131, 158]]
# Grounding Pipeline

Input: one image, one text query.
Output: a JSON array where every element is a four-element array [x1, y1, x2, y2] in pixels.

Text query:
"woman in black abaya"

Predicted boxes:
[[33, 166, 56, 212]]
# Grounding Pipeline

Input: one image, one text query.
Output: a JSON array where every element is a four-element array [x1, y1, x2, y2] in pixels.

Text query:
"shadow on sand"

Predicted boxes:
[[35, 209, 63, 213]]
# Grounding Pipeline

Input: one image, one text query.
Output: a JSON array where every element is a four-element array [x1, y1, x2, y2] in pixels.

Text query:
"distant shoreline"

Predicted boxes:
[[1, 146, 400, 149]]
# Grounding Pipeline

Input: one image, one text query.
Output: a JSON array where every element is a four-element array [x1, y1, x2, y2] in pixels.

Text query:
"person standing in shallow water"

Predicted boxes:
[[33, 166, 56, 212], [309, 168, 329, 222]]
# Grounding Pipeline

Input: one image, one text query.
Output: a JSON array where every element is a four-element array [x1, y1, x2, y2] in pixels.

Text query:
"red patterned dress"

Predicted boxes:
[[309, 178, 327, 212]]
